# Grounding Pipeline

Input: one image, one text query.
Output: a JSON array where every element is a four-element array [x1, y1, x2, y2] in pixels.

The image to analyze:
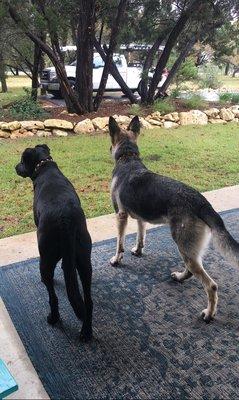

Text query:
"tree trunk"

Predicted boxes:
[[147, 0, 203, 103], [94, 39, 138, 103], [140, 35, 165, 103], [75, 0, 96, 112], [31, 43, 41, 101], [8, 4, 85, 114], [232, 67, 239, 77], [0, 52, 7, 93], [94, 0, 128, 111], [225, 62, 230, 75], [155, 37, 196, 98]]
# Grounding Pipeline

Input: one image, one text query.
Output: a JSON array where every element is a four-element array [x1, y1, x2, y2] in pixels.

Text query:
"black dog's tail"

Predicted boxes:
[[61, 229, 86, 321], [200, 206, 239, 267]]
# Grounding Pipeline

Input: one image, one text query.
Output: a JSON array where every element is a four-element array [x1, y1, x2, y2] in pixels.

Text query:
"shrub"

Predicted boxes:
[[175, 57, 198, 89], [129, 103, 143, 116], [183, 94, 207, 110], [9, 90, 47, 119], [199, 65, 221, 89], [231, 94, 239, 104], [170, 88, 180, 99], [219, 93, 239, 104], [153, 99, 174, 114]]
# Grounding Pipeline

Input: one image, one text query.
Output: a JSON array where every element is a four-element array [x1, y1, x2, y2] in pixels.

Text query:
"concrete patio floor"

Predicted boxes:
[[1, 184, 239, 399]]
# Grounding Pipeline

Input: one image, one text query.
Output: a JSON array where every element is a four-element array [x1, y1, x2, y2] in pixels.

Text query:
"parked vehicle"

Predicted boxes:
[[40, 53, 168, 98]]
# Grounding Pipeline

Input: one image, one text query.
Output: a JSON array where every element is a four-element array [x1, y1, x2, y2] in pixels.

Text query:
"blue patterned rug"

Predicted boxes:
[[1, 209, 239, 399]]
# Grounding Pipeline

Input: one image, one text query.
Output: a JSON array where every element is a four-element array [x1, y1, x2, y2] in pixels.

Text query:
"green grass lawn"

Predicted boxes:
[[219, 75, 239, 90], [0, 76, 31, 108], [0, 123, 239, 238]]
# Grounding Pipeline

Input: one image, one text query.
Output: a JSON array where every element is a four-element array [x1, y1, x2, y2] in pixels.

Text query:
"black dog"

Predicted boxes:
[[109, 115, 239, 323], [16, 144, 93, 342]]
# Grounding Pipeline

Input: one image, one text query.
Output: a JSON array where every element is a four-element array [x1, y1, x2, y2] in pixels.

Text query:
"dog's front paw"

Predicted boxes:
[[79, 327, 93, 343], [201, 308, 215, 323], [131, 246, 143, 257], [110, 254, 123, 266], [47, 312, 60, 325]]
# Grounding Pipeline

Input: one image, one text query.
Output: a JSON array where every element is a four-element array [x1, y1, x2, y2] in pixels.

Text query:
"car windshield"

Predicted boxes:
[[70, 54, 123, 68]]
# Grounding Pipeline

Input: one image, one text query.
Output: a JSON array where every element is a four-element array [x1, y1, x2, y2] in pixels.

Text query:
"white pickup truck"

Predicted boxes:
[[40, 53, 168, 98]]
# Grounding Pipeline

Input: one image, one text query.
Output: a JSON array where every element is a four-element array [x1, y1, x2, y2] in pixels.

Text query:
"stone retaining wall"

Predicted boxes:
[[0, 106, 238, 139]]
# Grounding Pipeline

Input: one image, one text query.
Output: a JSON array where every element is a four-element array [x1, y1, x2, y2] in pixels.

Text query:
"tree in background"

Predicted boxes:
[[2, 0, 239, 113]]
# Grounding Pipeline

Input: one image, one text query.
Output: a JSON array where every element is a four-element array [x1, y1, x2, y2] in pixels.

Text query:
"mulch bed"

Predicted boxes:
[[40, 98, 231, 124], [2, 97, 233, 123]]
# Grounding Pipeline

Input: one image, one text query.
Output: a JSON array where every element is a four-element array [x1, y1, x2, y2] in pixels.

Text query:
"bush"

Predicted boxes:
[[219, 93, 239, 104], [170, 88, 180, 99], [129, 103, 143, 116], [183, 94, 207, 110], [153, 99, 174, 114], [9, 90, 47, 119], [175, 57, 198, 89], [199, 65, 221, 89]]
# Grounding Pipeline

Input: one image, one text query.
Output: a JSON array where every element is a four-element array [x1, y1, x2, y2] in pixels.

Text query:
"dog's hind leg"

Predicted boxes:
[[131, 219, 146, 257], [110, 211, 128, 266], [170, 216, 218, 322], [76, 245, 93, 342], [40, 260, 60, 325]]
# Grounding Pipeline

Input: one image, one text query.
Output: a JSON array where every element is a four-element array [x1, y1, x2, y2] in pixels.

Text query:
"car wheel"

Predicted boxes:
[[60, 78, 76, 98], [48, 90, 63, 99], [137, 78, 152, 97]]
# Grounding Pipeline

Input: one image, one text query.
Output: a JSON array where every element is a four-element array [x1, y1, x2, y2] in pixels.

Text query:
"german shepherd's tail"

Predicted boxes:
[[200, 205, 239, 267], [61, 229, 86, 321]]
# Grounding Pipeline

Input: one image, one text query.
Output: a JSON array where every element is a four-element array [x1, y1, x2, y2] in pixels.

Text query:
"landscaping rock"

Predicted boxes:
[[147, 118, 162, 126], [10, 130, 34, 139], [204, 108, 220, 118], [52, 129, 68, 137], [208, 118, 226, 124], [36, 130, 52, 137], [44, 119, 73, 130], [139, 117, 153, 129], [0, 121, 21, 131], [92, 117, 109, 130], [163, 121, 179, 129], [0, 122, 9, 130], [74, 119, 95, 134], [150, 111, 161, 121], [161, 112, 179, 122], [0, 129, 10, 138], [230, 105, 239, 118], [179, 110, 208, 126], [20, 120, 45, 130], [8, 121, 21, 131], [171, 112, 179, 122], [219, 108, 234, 121], [115, 115, 131, 125]]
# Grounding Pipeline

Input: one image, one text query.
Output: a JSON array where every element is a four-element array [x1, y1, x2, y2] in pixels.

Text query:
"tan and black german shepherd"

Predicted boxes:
[[109, 115, 239, 323]]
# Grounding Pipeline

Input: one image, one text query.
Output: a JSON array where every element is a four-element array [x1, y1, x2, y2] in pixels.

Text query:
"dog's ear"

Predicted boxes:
[[35, 144, 50, 154], [127, 116, 140, 136], [109, 116, 121, 143]]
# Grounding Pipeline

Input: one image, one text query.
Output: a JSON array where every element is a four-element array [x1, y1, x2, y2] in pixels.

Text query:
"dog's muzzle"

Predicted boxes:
[[15, 163, 28, 178]]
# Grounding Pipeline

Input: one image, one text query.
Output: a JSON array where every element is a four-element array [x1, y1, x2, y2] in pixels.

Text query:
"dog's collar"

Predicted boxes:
[[34, 157, 53, 173], [117, 152, 139, 163]]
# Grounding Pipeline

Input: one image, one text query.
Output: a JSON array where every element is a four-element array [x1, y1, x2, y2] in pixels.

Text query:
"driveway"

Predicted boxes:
[[39, 92, 131, 107]]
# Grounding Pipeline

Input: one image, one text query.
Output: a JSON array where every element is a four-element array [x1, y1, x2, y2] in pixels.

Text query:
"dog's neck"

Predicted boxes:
[[117, 152, 139, 163], [32, 157, 54, 179], [114, 140, 140, 163]]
